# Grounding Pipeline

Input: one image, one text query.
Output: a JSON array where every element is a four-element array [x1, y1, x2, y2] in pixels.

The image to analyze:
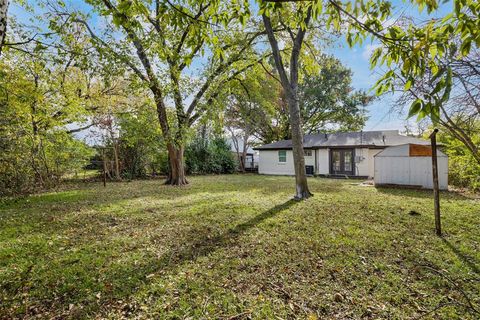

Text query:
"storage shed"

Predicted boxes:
[[374, 144, 448, 190]]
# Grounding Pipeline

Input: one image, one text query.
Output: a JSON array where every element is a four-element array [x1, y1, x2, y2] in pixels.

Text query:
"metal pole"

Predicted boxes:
[[429, 128, 441, 236]]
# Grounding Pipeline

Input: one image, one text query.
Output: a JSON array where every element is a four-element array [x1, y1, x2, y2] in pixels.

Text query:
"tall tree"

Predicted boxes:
[[0, 0, 7, 55], [299, 55, 373, 134], [224, 58, 371, 145], [223, 65, 280, 171], [48, 0, 264, 185], [262, 2, 314, 199], [367, 0, 480, 122], [394, 48, 480, 164]]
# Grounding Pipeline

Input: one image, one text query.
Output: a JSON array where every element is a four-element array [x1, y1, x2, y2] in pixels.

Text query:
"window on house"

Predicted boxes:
[[278, 150, 287, 162], [304, 150, 312, 156]]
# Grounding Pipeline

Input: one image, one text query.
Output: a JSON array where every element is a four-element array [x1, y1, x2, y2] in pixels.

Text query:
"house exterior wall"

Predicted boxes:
[[260, 148, 383, 177], [256, 135, 440, 183], [258, 150, 315, 175], [354, 148, 369, 176], [368, 149, 382, 178], [316, 149, 329, 174], [304, 151, 316, 168]]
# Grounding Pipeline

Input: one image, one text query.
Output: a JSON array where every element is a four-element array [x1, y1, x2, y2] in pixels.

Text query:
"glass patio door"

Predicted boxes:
[[330, 149, 354, 175]]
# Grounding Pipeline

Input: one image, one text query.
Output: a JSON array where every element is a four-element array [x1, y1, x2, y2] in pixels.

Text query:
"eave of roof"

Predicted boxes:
[[253, 130, 430, 150], [253, 145, 390, 150]]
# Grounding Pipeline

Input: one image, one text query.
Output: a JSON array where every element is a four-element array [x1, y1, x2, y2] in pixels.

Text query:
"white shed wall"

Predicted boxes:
[[374, 146, 448, 189]]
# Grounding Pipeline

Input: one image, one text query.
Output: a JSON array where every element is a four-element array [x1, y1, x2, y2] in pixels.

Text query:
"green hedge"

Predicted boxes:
[[185, 138, 236, 175]]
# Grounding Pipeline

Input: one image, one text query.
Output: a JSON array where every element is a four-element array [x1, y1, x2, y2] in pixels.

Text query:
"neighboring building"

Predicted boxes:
[[254, 130, 432, 178], [227, 138, 259, 171]]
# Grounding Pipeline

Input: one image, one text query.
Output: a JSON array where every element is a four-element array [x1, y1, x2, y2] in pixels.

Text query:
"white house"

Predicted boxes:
[[254, 130, 434, 179]]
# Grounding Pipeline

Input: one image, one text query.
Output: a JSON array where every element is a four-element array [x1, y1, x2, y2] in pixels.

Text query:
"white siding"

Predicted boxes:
[[374, 145, 448, 190], [261, 147, 385, 178], [304, 150, 316, 167], [354, 148, 382, 178], [354, 148, 370, 176], [317, 149, 329, 174], [368, 149, 382, 178], [258, 150, 315, 175]]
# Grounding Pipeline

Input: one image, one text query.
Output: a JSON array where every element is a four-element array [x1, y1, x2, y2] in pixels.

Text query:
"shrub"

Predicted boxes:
[[185, 137, 235, 175], [438, 128, 480, 192]]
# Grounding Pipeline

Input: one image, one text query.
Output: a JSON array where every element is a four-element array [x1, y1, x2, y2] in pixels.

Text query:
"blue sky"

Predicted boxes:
[[10, 0, 454, 133], [328, 0, 453, 131]]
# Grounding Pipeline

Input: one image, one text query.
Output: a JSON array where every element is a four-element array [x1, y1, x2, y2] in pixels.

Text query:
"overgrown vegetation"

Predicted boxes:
[[438, 125, 480, 191], [185, 137, 236, 175], [114, 107, 168, 179], [0, 60, 94, 195], [0, 176, 478, 319]]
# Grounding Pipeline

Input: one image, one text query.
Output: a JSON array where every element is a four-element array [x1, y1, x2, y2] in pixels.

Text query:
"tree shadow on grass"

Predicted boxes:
[[441, 238, 480, 275], [375, 187, 472, 201], [159, 199, 298, 265], [84, 199, 298, 316], [91, 199, 299, 316], [0, 197, 299, 318]]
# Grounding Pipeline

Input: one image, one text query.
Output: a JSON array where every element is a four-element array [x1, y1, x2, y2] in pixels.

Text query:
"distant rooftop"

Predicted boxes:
[[254, 130, 429, 150], [226, 138, 256, 154]]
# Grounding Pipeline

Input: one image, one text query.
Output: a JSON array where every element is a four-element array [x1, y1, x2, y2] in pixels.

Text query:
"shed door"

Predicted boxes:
[[330, 149, 354, 175]]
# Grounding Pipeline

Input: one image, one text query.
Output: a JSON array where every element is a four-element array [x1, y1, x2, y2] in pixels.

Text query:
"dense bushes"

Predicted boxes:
[[448, 154, 480, 191], [0, 61, 94, 195], [185, 137, 236, 175], [438, 128, 480, 192], [94, 111, 235, 179], [0, 129, 94, 196], [97, 107, 168, 180]]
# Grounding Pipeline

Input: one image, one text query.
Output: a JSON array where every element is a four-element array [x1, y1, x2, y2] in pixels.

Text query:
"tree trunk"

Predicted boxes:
[[236, 139, 246, 173], [241, 133, 248, 172], [0, 0, 8, 56], [113, 141, 121, 180], [238, 153, 245, 172], [262, 12, 312, 200], [165, 144, 188, 185], [286, 91, 312, 199], [241, 153, 247, 172]]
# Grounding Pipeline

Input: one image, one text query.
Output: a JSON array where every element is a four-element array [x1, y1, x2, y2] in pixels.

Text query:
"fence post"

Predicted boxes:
[[102, 148, 107, 188], [429, 128, 441, 236]]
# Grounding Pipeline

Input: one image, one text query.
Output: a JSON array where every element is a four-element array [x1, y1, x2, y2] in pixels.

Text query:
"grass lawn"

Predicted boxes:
[[0, 175, 479, 319]]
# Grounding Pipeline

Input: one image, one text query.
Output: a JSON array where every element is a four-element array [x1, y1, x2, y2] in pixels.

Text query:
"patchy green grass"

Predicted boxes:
[[0, 175, 479, 319], [62, 169, 101, 181]]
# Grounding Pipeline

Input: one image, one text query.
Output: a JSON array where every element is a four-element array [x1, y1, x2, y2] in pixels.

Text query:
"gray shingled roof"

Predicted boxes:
[[254, 130, 429, 150]]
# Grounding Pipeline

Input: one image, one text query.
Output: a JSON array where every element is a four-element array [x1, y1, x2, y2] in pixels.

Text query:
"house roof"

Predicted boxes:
[[254, 130, 430, 150]]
